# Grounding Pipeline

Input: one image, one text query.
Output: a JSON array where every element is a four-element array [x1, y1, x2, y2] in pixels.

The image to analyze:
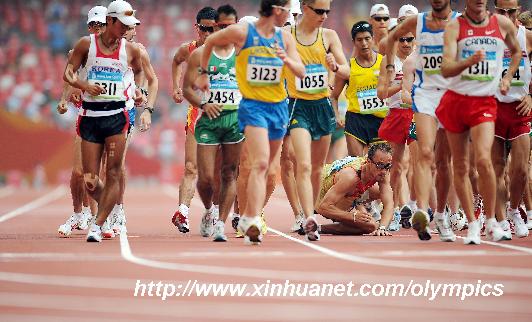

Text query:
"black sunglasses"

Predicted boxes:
[[307, 5, 330, 15], [370, 159, 392, 170], [353, 23, 371, 31], [88, 22, 106, 28], [527, 26, 532, 31], [495, 7, 518, 15], [197, 24, 214, 33], [373, 16, 390, 22], [399, 36, 415, 43]]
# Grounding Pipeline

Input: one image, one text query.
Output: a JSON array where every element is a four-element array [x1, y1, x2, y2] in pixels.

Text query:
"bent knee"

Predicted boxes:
[[83, 173, 99, 191], [184, 161, 198, 177]]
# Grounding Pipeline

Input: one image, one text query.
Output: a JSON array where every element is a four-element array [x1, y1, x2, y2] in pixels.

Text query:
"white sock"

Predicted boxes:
[[82, 206, 91, 214], [407, 200, 417, 211], [178, 204, 189, 216], [232, 213, 240, 219], [527, 210, 532, 218], [434, 211, 445, 220], [112, 204, 121, 213], [486, 217, 497, 226]]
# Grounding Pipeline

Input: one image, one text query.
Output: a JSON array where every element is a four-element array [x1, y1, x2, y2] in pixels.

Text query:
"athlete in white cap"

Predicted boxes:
[[369, 4, 390, 52]]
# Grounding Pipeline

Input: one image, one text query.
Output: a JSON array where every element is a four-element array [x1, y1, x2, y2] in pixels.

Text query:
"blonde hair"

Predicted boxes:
[[518, 11, 532, 26]]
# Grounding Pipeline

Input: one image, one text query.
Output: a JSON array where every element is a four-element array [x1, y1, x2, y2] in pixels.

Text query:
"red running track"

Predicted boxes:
[[0, 185, 531, 321]]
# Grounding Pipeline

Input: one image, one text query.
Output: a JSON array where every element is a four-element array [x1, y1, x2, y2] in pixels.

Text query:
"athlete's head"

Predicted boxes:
[[301, 0, 331, 27], [369, 4, 390, 35], [398, 32, 415, 56], [196, 7, 218, 41], [87, 6, 107, 35], [518, 10, 532, 30], [124, 25, 137, 42], [351, 21, 374, 55], [430, 0, 451, 13], [494, 0, 520, 25], [106, 1, 140, 39], [259, 0, 291, 27], [367, 142, 393, 183], [216, 4, 238, 31], [398, 4, 419, 23]]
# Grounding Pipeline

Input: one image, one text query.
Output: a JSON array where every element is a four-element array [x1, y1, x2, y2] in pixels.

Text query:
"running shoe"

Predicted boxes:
[[102, 216, 115, 239], [231, 214, 240, 231], [212, 220, 227, 242], [509, 210, 529, 238], [412, 209, 431, 241], [260, 211, 268, 236], [291, 211, 305, 233], [304, 216, 320, 241], [388, 209, 401, 231], [58, 213, 81, 237], [199, 208, 215, 237], [86, 223, 102, 242], [112, 206, 127, 235], [434, 212, 456, 242], [399, 204, 412, 229], [450, 209, 467, 231], [485, 218, 506, 242], [498, 220, 513, 240], [463, 220, 481, 245], [237, 215, 262, 245], [172, 209, 190, 233], [77, 209, 92, 231]]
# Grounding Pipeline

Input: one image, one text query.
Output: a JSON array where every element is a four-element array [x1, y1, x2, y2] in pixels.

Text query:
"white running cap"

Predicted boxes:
[[398, 4, 419, 19], [291, 0, 302, 15], [107, 1, 140, 26], [388, 18, 398, 30], [87, 6, 107, 24], [239, 15, 259, 24], [370, 4, 390, 17]]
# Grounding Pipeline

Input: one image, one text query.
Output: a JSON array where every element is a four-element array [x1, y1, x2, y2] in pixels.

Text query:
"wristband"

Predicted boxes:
[[199, 102, 207, 109], [385, 64, 395, 70], [144, 106, 154, 114]]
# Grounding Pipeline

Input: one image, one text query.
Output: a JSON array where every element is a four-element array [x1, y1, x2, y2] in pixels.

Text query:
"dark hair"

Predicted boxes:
[[259, 0, 289, 17], [351, 21, 373, 39], [368, 142, 393, 160], [217, 4, 238, 22], [196, 6, 218, 23]]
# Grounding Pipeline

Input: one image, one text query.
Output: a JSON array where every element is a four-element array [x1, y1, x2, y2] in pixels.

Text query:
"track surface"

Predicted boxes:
[[1, 185, 532, 321]]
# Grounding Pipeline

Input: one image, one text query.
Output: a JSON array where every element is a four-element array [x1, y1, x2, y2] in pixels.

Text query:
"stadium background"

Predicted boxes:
[[0, 0, 516, 186]]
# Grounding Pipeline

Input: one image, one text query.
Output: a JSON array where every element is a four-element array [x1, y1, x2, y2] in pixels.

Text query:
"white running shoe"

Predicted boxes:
[[200, 208, 215, 237], [463, 220, 481, 245], [237, 215, 262, 245], [101, 216, 115, 239], [304, 216, 320, 241], [435, 212, 456, 242], [527, 213, 532, 230], [212, 220, 227, 242], [77, 209, 92, 231], [485, 218, 506, 242], [498, 220, 513, 240], [290, 212, 304, 233], [112, 206, 127, 235], [510, 210, 529, 238], [450, 210, 467, 231], [86, 223, 102, 242], [58, 213, 82, 237]]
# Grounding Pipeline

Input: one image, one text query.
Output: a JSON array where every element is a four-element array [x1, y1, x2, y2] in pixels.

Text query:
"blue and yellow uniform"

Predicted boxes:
[[236, 22, 288, 140]]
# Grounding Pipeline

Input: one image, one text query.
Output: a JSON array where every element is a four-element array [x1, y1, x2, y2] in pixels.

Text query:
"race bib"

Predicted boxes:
[[461, 50, 497, 82], [502, 55, 526, 87], [87, 66, 124, 100], [204, 80, 242, 110], [357, 89, 387, 114], [420, 45, 443, 75], [246, 56, 283, 86], [295, 64, 328, 94]]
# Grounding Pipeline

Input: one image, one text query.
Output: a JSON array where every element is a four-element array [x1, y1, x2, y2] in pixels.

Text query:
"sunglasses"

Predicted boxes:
[[272, 5, 291, 12], [527, 26, 532, 31], [372, 16, 390, 22], [495, 7, 518, 15], [370, 159, 392, 170], [88, 22, 106, 28], [217, 22, 234, 29], [197, 24, 215, 33], [353, 23, 371, 31], [399, 36, 415, 43], [307, 5, 330, 15]]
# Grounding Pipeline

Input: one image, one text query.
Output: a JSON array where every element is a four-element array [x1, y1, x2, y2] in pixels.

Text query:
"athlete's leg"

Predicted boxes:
[[196, 145, 218, 211], [236, 142, 250, 214], [311, 135, 332, 204], [212, 147, 222, 206], [218, 142, 243, 222], [434, 129, 451, 213], [492, 138, 507, 221], [71, 135, 85, 214], [389, 142, 407, 209], [413, 113, 438, 210], [471, 122, 497, 221], [81, 141, 105, 203], [508, 135, 530, 210], [280, 136, 302, 218], [446, 131, 474, 221], [345, 135, 365, 156], [179, 131, 198, 207]]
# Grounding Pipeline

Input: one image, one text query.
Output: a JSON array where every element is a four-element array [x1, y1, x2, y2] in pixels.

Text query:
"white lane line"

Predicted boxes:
[[0, 186, 14, 198], [455, 236, 532, 255], [267, 227, 532, 278], [0, 185, 67, 223]]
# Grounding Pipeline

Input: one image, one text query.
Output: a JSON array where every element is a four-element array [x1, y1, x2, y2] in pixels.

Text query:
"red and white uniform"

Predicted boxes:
[[437, 15, 506, 133], [379, 56, 414, 144], [184, 40, 201, 134], [494, 25, 531, 140]]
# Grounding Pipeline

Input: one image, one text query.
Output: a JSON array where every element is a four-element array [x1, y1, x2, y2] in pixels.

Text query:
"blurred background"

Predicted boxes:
[[0, 0, 522, 187]]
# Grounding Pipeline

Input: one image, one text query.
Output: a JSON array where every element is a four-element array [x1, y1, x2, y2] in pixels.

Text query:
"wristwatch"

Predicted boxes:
[[144, 106, 154, 114], [385, 64, 395, 70]]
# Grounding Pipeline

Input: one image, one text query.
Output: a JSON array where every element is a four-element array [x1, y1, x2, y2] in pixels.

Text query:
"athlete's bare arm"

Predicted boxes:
[[316, 168, 360, 220], [63, 37, 104, 96], [441, 20, 481, 78], [280, 28, 306, 78], [330, 76, 347, 127], [497, 14, 521, 95], [385, 16, 416, 67], [516, 28, 532, 116], [400, 53, 416, 105], [139, 45, 158, 109], [172, 44, 191, 103], [183, 48, 203, 108], [377, 173, 394, 229], [58, 50, 75, 114], [377, 54, 401, 101], [324, 29, 350, 79]]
